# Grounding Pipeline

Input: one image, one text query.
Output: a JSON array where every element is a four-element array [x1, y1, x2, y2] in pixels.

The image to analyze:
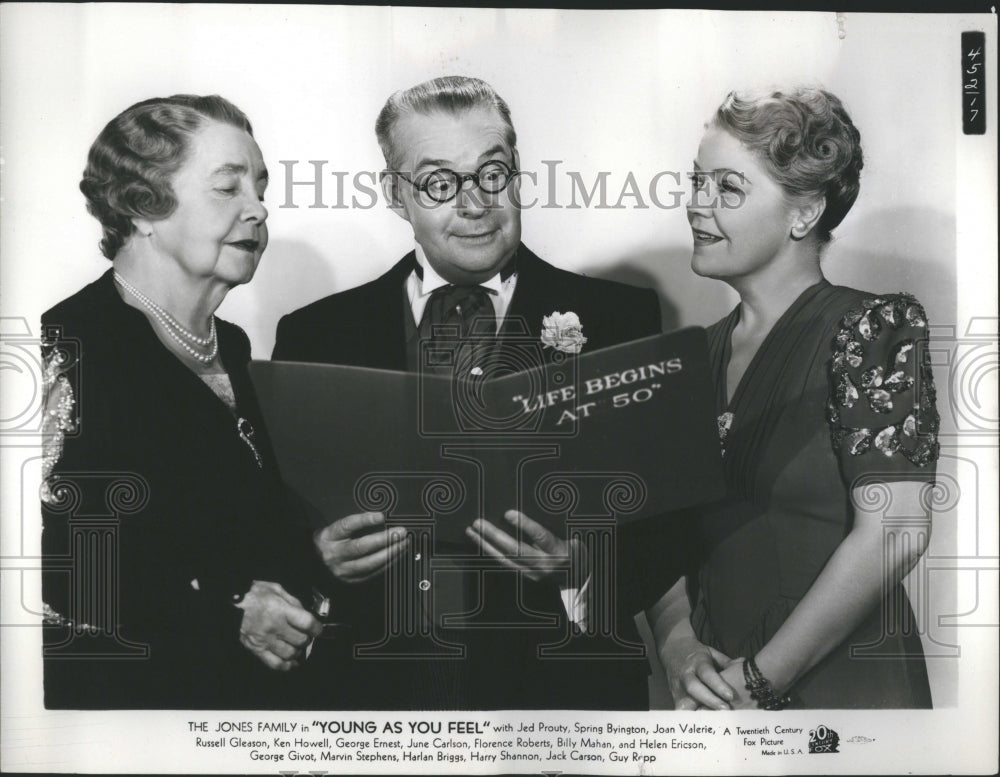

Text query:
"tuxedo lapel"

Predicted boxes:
[[500, 245, 551, 340], [495, 245, 569, 370]]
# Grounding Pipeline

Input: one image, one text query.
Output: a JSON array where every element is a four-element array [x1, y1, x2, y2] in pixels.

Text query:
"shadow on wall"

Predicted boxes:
[[583, 207, 958, 338], [581, 244, 736, 333], [218, 238, 338, 359], [823, 207, 957, 330]]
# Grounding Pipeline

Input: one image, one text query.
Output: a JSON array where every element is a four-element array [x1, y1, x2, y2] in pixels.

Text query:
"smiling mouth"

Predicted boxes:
[[691, 228, 723, 245], [228, 239, 260, 252]]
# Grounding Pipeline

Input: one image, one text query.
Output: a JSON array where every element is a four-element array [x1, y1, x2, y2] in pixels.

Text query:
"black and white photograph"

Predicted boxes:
[[1, 4, 996, 774]]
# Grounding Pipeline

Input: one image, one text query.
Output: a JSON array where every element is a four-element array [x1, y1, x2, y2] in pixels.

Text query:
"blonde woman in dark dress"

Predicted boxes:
[[648, 88, 939, 709]]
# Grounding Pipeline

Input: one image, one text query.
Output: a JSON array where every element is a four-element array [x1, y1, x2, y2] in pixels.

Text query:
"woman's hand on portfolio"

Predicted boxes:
[[236, 580, 323, 671], [313, 511, 410, 583]]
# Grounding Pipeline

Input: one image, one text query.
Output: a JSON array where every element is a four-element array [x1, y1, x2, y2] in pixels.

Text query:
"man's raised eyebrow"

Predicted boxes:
[[414, 157, 453, 171], [414, 145, 509, 172], [477, 144, 509, 162]]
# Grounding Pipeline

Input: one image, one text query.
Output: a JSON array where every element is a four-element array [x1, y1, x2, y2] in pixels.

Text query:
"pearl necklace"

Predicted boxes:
[[114, 271, 219, 364]]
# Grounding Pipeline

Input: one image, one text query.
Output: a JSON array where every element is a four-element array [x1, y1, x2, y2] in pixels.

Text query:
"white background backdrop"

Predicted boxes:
[[2, 5, 996, 774], [2, 7, 963, 354]]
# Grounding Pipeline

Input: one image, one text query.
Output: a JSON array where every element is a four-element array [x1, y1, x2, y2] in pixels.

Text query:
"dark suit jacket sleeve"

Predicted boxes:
[[272, 312, 296, 361], [273, 307, 334, 362], [272, 306, 391, 628], [593, 282, 660, 351], [636, 287, 661, 338]]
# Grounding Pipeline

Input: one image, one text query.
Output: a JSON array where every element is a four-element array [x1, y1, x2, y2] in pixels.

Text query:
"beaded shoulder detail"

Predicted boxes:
[[826, 293, 939, 466], [39, 335, 79, 504]]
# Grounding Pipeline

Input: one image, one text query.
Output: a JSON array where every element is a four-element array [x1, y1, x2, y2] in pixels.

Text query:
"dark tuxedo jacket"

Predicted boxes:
[[273, 245, 691, 709]]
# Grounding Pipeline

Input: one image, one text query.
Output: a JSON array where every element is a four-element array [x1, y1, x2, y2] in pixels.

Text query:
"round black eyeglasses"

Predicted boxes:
[[387, 158, 518, 204]]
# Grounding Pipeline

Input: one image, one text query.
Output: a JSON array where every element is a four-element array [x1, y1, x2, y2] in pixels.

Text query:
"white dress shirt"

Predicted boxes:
[[406, 242, 519, 328]]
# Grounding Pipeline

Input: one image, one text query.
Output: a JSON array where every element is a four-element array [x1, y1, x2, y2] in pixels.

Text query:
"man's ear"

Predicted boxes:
[[380, 174, 410, 223], [791, 196, 826, 241], [506, 147, 524, 209]]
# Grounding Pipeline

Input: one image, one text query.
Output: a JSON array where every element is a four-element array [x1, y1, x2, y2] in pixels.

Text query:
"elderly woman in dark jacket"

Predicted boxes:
[[41, 95, 330, 708]]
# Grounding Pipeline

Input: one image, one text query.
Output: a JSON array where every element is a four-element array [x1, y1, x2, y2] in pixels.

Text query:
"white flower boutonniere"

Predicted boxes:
[[541, 311, 588, 354]]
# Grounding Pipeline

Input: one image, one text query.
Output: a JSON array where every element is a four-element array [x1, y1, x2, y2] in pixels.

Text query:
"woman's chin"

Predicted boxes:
[[216, 256, 263, 287], [690, 251, 719, 279]]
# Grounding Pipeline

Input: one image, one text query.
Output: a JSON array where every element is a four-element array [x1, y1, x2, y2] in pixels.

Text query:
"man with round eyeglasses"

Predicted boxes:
[[386, 156, 517, 206], [273, 75, 689, 709]]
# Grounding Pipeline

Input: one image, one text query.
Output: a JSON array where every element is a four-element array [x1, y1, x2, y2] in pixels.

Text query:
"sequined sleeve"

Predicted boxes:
[[826, 293, 940, 485], [38, 326, 83, 628], [39, 331, 79, 506]]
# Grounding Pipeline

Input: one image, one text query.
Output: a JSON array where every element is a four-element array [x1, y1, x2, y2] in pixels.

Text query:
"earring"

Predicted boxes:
[[790, 226, 806, 241]]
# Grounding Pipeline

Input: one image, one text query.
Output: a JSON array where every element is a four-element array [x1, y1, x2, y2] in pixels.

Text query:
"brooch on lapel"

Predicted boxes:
[[541, 311, 587, 354]]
